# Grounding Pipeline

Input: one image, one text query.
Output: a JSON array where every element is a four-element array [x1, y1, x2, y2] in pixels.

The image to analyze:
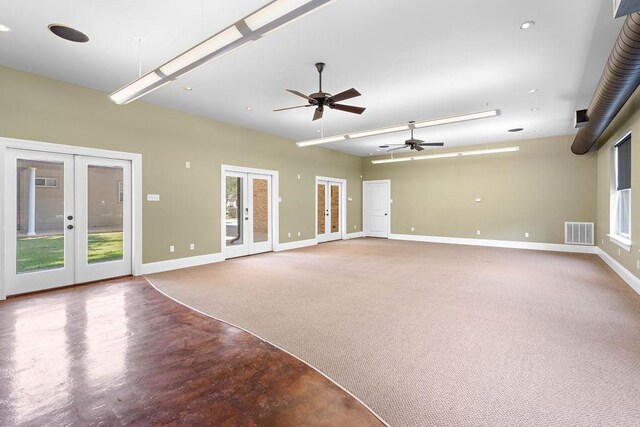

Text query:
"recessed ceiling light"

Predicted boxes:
[[531, 107, 539, 112], [0, 24, 11, 33], [528, 89, 538, 94], [48, 24, 89, 43], [520, 21, 535, 30], [245, 106, 253, 111], [533, 129, 542, 133], [184, 86, 193, 91], [369, 152, 373, 156], [508, 128, 524, 133]]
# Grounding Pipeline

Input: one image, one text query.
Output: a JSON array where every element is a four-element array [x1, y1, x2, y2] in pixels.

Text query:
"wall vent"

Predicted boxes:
[[565, 222, 594, 245]]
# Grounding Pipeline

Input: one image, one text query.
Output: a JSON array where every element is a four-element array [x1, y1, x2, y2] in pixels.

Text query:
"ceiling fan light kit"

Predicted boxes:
[[296, 109, 500, 147], [109, 0, 335, 104]]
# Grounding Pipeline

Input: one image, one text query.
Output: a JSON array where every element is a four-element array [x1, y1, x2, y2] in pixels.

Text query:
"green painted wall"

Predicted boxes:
[[0, 66, 362, 263], [596, 85, 640, 279], [362, 135, 597, 244]]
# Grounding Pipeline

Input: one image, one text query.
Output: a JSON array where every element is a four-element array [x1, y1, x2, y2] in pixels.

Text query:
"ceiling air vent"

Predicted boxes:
[[565, 222, 594, 245]]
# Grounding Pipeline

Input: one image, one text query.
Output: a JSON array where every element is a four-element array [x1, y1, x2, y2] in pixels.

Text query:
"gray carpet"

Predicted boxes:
[[147, 238, 640, 426]]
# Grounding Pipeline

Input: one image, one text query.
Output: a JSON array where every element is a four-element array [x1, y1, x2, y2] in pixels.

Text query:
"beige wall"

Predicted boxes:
[[0, 66, 362, 263], [363, 136, 597, 244], [596, 85, 640, 279]]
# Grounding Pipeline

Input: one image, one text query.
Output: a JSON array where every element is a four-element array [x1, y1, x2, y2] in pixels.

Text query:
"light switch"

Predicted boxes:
[[190, 243, 195, 251], [147, 194, 160, 202], [475, 197, 482, 203], [169, 245, 175, 253], [185, 161, 191, 169], [348, 196, 353, 202]]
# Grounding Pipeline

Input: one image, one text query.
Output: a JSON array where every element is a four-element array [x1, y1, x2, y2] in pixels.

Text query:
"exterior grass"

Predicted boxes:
[[17, 232, 123, 272]]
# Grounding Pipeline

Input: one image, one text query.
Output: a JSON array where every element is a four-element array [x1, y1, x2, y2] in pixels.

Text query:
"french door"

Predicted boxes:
[[224, 172, 272, 258], [317, 180, 342, 243], [4, 149, 132, 296]]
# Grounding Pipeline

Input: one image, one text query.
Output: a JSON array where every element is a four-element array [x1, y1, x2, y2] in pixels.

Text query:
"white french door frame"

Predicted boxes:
[[315, 176, 347, 242], [363, 179, 391, 238], [220, 165, 279, 259], [0, 137, 143, 300]]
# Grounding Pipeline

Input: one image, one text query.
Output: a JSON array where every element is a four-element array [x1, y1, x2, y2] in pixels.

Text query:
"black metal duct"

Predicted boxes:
[[571, 12, 640, 155]]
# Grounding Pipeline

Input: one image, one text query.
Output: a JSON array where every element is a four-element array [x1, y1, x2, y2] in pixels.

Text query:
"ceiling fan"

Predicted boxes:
[[379, 122, 444, 152], [274, 62, 366, 121]]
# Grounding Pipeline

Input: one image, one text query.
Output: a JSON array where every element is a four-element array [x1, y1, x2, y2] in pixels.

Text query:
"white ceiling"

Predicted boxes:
[[0, 0, 623, 156]]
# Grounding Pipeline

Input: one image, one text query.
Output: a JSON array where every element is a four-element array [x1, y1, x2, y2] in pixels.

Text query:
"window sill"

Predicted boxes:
[[608, 234, 632, 252]]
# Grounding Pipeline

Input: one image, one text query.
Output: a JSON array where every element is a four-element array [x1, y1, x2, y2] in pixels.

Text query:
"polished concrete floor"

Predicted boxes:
[[0, 276, 382, 426]]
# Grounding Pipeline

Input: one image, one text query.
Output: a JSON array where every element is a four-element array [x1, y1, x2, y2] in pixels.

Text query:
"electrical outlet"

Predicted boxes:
[[297, 231, 301, 237], [411, 226, 415, 232], [602, 238, 604, 245], [297, 174, 300, 179], [475, 197, 482, 203], [525, 232, 529, 238], [637, 260, 639, 270], [287, 232, 291, 238], [185, 161, 191, 169], [169, 245, 175, 253], [190, 243, 195, 251], [619, 248, 621, 256], [353, 225, 357, 230], [477, 230, 481, 236]]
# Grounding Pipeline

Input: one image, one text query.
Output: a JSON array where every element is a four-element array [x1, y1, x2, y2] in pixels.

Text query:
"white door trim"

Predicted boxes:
[[0, 136, 143, 300], [315, 176, 347, 242], [363, 179, 391, 238], [221, 165, 279, 260]]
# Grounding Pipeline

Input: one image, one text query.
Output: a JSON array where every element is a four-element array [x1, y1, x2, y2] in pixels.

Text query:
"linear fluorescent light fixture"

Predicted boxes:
[[296, 135, 345, 147], [296, 109, 500, 147], [109, 0, 335, 104], [371, 146, 519, 164]]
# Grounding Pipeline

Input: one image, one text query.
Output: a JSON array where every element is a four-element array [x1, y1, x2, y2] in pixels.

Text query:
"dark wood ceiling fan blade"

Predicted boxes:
[[273, 105, 310, 112], [329, 88, 361, 103], [379, 144, 406, 148], [331, 104, 366, 114], [419, 142, 445, 146], [312, 107, 323, 121], [387, 146, 408, 152], [286, 89, 315, 101]]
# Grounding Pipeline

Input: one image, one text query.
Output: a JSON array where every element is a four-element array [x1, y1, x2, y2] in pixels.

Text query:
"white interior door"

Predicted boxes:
[[224, 172, 272, 258], [75, 156, 132, 283], [317, 180, 342, 243], [364, 180, 390, 238], [4, 149, 75, 295], [3, 149, 133, 296]]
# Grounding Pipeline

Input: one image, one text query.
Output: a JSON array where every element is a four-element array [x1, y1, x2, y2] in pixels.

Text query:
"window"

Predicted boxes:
[[610, 134, 631, 248], [35, 177, 58, 188]]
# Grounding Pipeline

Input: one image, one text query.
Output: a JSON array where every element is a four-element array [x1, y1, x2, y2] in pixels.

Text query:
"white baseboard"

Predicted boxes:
[[141, 253, 224, 275], [274, 238, 317, 252], [596, 248, 640, 295], [344, 232, 364, 239], [389, 233, 597, 254]]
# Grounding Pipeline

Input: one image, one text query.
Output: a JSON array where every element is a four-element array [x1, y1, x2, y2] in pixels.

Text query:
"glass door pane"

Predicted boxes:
[[330, 184, 340, 234], [252, 178, 269, 244], [317, 183, 326, 235], [16, 160, 65, 273], [87, 166, 124, 264], [226, 176, 244, 247]]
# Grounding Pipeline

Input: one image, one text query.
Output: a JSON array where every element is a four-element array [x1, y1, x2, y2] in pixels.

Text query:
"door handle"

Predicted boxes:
[[67, 224, 74, 230], [67, 215, 73, 220], [384, 213, 388, 216]]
